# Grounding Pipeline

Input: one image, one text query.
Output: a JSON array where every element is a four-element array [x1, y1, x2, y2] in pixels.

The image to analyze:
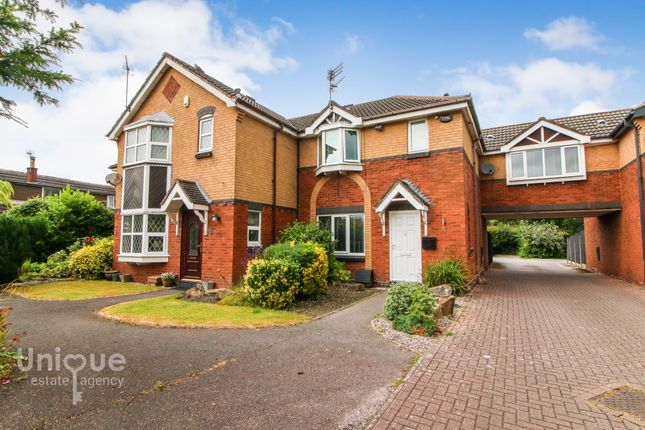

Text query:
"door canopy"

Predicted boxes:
[[375, 179, 432, 236], [160, 180, 210, 235]]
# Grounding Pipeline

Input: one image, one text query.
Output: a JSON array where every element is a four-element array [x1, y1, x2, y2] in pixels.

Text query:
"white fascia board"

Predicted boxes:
[[500, 119, 591, 153], [304, 105, 363, 135], [375, 183, 427, 213]]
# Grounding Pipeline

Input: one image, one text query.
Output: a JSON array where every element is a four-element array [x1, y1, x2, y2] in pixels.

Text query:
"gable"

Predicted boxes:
[[304, 103, 363, 135], [501, 120, 590, 152]]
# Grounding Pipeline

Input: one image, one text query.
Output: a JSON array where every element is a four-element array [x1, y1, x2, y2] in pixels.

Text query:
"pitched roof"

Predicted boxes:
[[0, 168, 115, 195], [288, 95, 472, 131], [482, 109, 632, 151], [175, 180, 210, 205]]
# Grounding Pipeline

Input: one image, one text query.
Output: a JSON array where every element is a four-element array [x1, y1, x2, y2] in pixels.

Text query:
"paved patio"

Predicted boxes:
[[373, 256, 645, 430]]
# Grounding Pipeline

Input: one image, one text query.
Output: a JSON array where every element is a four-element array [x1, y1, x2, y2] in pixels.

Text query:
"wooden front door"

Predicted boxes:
[[181, 211, 202, 279]]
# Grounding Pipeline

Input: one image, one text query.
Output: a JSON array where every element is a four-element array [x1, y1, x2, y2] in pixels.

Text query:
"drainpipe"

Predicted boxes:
[[296, 137, 300, 219], [624, 107, 645, 284], [272, 129, 278, 244], [472, 137, 482, 273]]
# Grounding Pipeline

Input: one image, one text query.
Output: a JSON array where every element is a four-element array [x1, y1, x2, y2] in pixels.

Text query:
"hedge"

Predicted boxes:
[[0, 215, 48, 284]]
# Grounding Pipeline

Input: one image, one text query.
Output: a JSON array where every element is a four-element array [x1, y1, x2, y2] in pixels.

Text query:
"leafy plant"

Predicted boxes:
[[67, 237, 113, 280], [384, 282, 437, 336], [0, 180, 13, 207], [243, 258, 301, 309], [487, 222, 520, 255], [263, 241, 329, 297], [0, 215, 48, 283], [423, 258, 468, 296], [329, 259, 351, 283], [0, 307, 23, 381], [160, 273, 176, 281], [517, 221, 567, 258]]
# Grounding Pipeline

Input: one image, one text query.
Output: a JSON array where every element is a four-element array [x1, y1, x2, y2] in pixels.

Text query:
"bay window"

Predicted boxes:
[[124, 124, 171, 165], [507, 144, 585, 184], [318, 128, 361, 166], [318, 213, 364, 255]]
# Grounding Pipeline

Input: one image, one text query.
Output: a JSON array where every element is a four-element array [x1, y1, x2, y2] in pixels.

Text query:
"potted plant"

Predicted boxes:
[[160, 272, 176, 287]]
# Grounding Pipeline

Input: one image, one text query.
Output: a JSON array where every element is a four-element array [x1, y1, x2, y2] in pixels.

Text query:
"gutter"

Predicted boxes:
[[624, 105, 645, 284]]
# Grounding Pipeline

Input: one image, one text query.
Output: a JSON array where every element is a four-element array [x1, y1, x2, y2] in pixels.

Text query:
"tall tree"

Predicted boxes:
[[0, 0, 81, 125]]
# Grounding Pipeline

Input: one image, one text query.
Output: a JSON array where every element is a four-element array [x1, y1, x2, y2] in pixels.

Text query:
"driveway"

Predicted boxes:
[[373, 256, 645, 429], [0, 290, 412, 429]]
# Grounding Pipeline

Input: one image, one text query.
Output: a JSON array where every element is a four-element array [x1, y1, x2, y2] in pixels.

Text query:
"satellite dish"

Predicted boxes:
[[480, 163, 496, 175], [105, 173, 121, 186]]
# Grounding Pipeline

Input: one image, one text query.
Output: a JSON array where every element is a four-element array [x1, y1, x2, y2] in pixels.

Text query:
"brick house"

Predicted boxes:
[[108, 52, 645, 286]]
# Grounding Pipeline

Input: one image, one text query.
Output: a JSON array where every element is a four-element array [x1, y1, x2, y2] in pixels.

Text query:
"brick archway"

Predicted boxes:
[[309, 173, 372, 269]]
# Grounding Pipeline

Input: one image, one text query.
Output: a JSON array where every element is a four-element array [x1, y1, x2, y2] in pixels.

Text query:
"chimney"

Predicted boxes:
[[26, 152, 38, 183]]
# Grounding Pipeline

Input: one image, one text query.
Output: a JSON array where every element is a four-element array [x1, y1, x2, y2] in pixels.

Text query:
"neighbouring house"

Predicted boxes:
[[107, 52, 645, 287], [0, 155, 116, 211]]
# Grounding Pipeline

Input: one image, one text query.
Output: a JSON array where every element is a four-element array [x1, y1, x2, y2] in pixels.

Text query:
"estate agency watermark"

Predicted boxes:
[[17, 347, 126, 405]]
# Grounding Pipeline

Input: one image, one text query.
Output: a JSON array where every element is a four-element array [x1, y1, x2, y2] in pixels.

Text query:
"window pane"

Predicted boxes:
[[323, 130, 341, 164], [136, 144, 146, 162], [349, 215, 364, 254], [132, 235, 143, 253], [248, 229, 259, 243], [125, 147, 135, 164], [137, 127, 148, 143], [150, 126, 169, 143], [148, 166, 168, 208], [189, 225, 200, 255], [565, 147, 580, 173], [132, 215, 143, 233], [344, 130, 358, 161], [200, 118, 213, 135], [147, 214, 166, 233], [526, 149, 544, 178], [318, 216, 331, 233], [126, 130, 137, 147], [334, 216, 347, 252], [122, 215, 132, 233], [148, 236, 164, 253], [544, 147, 562, 176], [511, 153, 524, 178], [150, 144, 167, 160], [199, 134, 212, 151], [121, 235, 131, 253], [122, 167, 144, 209], [409, 121, 427, 151], [248, 211, 260, 227]]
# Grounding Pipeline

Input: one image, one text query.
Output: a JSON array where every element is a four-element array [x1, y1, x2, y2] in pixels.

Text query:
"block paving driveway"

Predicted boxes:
[[373, 256, 645, 429]]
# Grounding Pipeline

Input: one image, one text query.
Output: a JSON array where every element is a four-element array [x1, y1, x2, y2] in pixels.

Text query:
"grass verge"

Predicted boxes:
[[97, 294, 309, 329], [10, 280, 163, 301]]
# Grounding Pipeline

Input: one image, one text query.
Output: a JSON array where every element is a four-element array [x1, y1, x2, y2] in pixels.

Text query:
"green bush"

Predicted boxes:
[[68, 237, 114, 280], [487, 223, 520, 254], [263, 242, 328, 297], [329, 258, 351, 283], [384, 282, 437, 336], [19, 250, 72, 281], [0, 215, 48, 284], [8, 188, 114, 260], [517, 222, 566, 258], [243, 258, 302, 309], [423, 258, 468, 296]]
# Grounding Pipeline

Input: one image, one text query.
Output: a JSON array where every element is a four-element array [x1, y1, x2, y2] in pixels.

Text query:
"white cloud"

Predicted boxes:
[[341, 34, 362, 55], [1, 0, 297, 183], [524, 16, 604, 51], [449, 58, 629, 126]]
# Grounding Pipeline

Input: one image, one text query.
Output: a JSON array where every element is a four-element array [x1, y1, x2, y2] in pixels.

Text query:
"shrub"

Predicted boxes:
[[68, 237, 114, 280], [263, 242, 328, 297], [0, 307, 22, 380], [329, 258, 351, 283], [0, 215, 48, 284], [517, 222, 566, 258], [6, 198, 50, 217], [423, 258, 468, 296], [384, 282, 437, 336], [243, 258, 301, 309], [487, 223, 520, 255]]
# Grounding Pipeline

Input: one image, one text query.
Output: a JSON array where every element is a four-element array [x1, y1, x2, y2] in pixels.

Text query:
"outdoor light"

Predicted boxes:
[[211, 214, 221, 222]]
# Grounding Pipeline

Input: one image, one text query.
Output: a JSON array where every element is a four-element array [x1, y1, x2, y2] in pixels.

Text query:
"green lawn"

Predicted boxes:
[[11, 280, 163, 301], [98, 294, 310, 329]]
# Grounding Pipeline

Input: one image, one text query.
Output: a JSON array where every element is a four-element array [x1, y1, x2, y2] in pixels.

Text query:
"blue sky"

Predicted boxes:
[[3, 0, 644, 182]]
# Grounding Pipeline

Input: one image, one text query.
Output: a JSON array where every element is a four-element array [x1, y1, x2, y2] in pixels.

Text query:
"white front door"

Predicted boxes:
[[389, 210, 422, 282]]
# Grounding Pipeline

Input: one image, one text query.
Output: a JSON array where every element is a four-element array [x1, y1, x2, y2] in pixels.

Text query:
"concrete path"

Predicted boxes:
[[0, 289, 412, 429], [373, 256, 645, 429]]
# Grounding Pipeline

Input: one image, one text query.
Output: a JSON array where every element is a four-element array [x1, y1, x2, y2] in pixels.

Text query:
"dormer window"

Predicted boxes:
[[316, 128, 362, 175]]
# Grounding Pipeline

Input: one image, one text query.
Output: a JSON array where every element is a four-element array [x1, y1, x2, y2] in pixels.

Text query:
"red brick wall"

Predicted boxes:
[[317, 176, 364, 208], [584, 158, 645, 284]]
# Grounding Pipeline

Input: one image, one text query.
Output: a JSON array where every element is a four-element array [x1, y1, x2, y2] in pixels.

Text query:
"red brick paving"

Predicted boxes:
[[372, 256, 645, 429]]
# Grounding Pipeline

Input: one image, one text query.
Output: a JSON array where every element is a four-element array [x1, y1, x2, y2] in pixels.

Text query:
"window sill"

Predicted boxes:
[[506, 174, 586, 186], [407, 151, 429, 159], [195, 151, 212, 159], [118, 254, 169, 264], [334, 254, 365, 262], [316, 163, 363, 176]]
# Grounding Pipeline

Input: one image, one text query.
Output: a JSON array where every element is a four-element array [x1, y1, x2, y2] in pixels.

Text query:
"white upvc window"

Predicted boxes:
[[317, 213, 364, 256], [318, 128, 360, 166], [408, 119, 428, 153], [507, 144, 585, 184], [124, 124, 171, 165], [247, 210, 261, 246], [106, 195, 115, 209], [198, 116, 213, 152], [121, 213, 167, 255]]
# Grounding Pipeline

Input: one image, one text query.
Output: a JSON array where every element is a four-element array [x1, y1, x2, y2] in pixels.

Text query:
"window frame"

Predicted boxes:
[[318, 127, 361, 167], [106, 195, 115, 209], [316, 213, 365, 256], [247, 210, 262, 247], [198, 115, 214, 153], [408, 119, 429, 153], [119, 164, 171, 259], [506, 144, 586, 185], [123, 122, 172, 166]]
